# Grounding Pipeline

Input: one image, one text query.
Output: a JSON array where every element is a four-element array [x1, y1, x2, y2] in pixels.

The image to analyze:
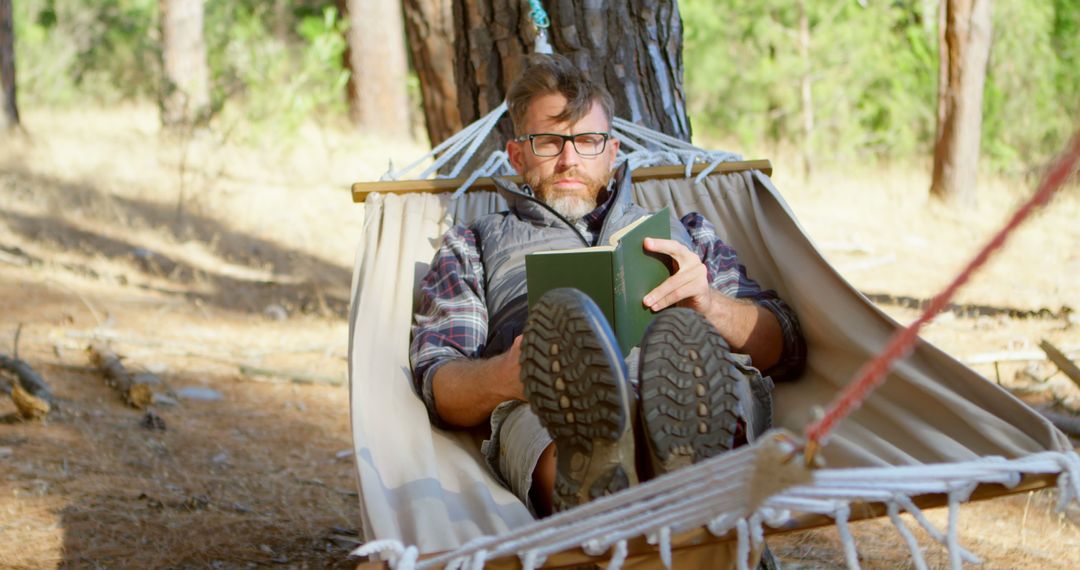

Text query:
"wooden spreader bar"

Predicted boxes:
[[351, 160, 773, 202]]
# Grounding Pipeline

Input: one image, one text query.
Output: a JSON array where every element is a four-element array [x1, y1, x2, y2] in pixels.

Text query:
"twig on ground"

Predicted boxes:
[[48, 280, 105, 327], [1039, 339, 1080, 390], [238, 364, 344, 386], [13, 323, 23, 359], [64, 330, 343, 360], [86, 343, 154, 409]]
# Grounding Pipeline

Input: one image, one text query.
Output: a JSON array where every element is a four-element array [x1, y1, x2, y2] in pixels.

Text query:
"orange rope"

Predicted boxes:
[[804, 131, 1080, 449]]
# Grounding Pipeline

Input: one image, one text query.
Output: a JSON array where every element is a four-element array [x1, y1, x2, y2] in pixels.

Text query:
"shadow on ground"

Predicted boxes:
[[2, 360, 362, 568], [0, 167, 353, 318]]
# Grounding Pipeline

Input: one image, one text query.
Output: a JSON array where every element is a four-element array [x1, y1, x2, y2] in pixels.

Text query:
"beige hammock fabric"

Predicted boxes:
[[347, 167, 1070, 555]]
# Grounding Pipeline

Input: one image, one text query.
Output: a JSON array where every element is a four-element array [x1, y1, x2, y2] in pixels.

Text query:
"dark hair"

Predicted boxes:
[[506, 54, 614, 135]]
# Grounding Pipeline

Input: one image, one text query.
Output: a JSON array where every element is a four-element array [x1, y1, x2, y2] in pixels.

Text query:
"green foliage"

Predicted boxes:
[[9, 0, 1076, 168], [206, 2, 349, 141], [14, 0, 159, 105], [14, 0, 349, 138], [680, 0, 1077, 173], [980, 1, 1065, 173]]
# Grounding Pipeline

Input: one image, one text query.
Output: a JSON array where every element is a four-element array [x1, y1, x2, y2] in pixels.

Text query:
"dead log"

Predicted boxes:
[[1037, 407, 1080, 439], [1040, 339, 1080, 389], [0, 354, 54, 419], [86, 343, 153, 409]]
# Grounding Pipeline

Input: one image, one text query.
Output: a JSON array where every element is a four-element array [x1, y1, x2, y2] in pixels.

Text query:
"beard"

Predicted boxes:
[[544, 195, 595, 222], [530, 169, 611, 223]]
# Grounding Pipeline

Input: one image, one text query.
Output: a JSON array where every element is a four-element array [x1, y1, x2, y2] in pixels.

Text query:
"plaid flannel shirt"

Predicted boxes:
[[409, 203, 806, 427]]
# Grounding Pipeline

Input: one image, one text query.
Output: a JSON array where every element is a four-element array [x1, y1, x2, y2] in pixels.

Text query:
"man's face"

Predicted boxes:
[[506, 93, 620, 221]]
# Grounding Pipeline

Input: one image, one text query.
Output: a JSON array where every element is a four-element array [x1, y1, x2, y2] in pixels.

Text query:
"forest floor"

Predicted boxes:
[[0, 106, 1077, 569]]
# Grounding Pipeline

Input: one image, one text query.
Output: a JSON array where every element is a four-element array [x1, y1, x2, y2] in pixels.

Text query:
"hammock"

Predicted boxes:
[[346, 136, 1077, 568], [345, 0, 1079, 560]]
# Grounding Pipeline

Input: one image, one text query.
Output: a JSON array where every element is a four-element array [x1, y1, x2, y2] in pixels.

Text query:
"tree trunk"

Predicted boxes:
[[0, 0, 19, 131], [931, 0, 992, 206], [340, 0, 411, 139], [403, 0, 461, 147], [159, 0, 210, 127], [408, 0, 690, 152]]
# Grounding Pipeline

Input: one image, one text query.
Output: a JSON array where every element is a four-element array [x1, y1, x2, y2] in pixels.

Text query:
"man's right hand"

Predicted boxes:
[[431, 335, 525, 428]]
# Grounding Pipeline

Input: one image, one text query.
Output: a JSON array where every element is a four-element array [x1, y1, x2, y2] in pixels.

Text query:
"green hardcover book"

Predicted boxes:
[[525, 208, 673, 355]]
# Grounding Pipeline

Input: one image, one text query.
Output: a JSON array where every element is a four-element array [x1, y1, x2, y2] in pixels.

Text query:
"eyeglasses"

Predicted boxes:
[[514, 132, 611, 157]]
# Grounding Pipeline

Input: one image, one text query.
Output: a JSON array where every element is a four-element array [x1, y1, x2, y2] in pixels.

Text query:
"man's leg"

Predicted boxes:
[[520, 288, 638, 513], [637, 308, 781, 568], [637, 307, 755, 477], [529, 444, 556, 516]]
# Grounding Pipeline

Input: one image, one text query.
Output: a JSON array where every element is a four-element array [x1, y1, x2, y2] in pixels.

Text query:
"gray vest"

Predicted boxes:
[[473, 165, 693, 357]]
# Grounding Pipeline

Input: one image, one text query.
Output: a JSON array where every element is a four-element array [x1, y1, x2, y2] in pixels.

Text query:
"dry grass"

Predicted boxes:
[[0, 105, 1077, 568]]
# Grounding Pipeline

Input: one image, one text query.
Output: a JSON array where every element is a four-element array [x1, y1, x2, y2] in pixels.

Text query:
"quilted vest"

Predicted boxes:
[[473, 164, 693, 357]]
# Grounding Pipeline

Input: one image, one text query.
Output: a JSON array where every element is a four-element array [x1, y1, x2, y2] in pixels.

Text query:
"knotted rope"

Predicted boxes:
[[527, 1, 553, 54]]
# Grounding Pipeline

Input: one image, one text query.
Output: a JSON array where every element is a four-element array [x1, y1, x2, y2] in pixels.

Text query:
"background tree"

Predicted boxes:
[[406, 0, 690, 150], [931, 0, 992, 205], [339, 0, 411, 139], [0, 0, 18, 131], [7, 1, 1075, 176], [403, 0, 460, 146], [159, 0, 210, 126]]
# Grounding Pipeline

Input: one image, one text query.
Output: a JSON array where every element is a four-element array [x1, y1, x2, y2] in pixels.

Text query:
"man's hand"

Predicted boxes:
[[641, 237, 713, 314], [641, 237, 783, 371], [431, 335, 525, 428]]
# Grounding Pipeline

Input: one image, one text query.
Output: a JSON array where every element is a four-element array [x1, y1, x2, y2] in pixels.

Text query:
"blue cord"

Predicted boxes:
[[527, 0, 550, 28]]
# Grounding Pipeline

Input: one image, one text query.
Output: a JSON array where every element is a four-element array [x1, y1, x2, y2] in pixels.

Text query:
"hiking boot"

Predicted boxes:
[[637, 308, 743, 477], [520, 288, 638, 512]]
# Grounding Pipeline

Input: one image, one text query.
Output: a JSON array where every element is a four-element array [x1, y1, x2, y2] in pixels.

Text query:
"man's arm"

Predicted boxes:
[[431, 336, 524, 428], [640, 212, 805, 379], [642, 237, 783, 370], [411, 225, 514, 428]]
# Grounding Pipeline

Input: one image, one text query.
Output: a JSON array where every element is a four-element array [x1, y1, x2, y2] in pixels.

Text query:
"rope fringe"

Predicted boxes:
[[834, 504, 861, 570], [395, 443, 1076, 570], [735, 519, 751, 570], [887, 500, 928, 570]]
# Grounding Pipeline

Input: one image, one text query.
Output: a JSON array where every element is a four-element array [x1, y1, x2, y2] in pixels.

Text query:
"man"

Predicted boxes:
[[411, 54, 805, 516]]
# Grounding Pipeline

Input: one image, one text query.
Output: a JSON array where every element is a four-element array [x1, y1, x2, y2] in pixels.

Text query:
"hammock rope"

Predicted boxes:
[[352, 450, 1080, 569], [803, 131, 1080, 455]]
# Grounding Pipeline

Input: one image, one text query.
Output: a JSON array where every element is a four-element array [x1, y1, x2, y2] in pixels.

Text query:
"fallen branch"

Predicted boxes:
[[1040, 339, 1080, 390], [0, 354, 55, 419], [1036, 407, 1080, 439], [86, 343, 153, 409], [64, 330, 345, 360], [238, 364, 344, 386], [863, 292, 1073, 321]]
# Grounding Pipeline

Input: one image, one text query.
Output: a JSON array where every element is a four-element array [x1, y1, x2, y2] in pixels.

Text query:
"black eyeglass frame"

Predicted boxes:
[[513, 132, 612, 157]]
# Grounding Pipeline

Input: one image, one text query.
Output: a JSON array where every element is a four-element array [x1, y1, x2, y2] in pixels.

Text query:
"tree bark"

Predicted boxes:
[[403, 0, 461, 146], [931, 0, 992, 206], [408, 0, 690, 152], [0, 0, 19, 131], [340, 0, 411, 139], [159, 0, 210, 127]]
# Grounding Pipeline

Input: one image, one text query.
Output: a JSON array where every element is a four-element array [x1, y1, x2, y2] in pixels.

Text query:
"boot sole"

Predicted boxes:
[[639, 308, 741, 476], [521, 288, 637, 511]]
